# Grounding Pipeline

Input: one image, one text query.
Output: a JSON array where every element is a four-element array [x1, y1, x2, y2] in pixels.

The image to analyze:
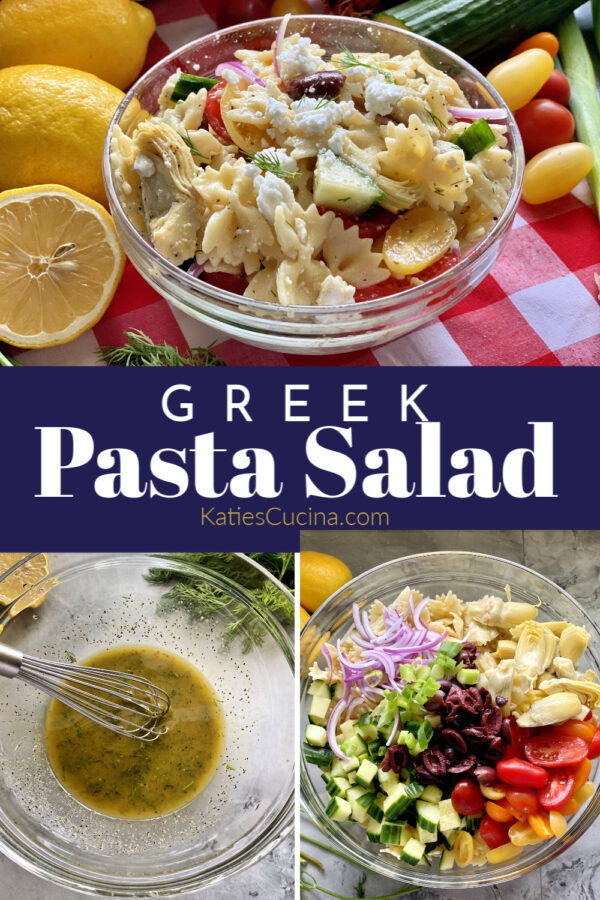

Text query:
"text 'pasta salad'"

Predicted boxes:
[[112, 16, 513, 308]]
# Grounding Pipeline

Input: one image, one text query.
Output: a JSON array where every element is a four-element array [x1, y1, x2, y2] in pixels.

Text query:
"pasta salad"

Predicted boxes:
[[112, 16, 513, 308]]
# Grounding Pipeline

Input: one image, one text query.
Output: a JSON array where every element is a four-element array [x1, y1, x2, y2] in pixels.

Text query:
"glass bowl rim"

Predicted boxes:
[[102, 15, 525, 317], [300, 549, 600, 888], [0, 552, 294, 897]]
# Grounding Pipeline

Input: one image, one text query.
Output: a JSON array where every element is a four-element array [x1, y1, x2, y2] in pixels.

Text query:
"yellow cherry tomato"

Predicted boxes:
[[510, 32, 559, 59], [522, 142, 595, 204], [487, 48, 554, 110], [270, 0, 311, 14], [549, 810, 567, 838]]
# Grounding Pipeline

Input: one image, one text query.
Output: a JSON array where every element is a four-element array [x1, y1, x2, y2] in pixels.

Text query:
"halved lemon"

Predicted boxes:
[[0, 184, 125, 347], [0, 552, 51, 632]]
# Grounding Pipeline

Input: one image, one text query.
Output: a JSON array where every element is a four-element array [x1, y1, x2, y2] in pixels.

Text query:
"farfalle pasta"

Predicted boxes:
[[111, 17, 514, 308]]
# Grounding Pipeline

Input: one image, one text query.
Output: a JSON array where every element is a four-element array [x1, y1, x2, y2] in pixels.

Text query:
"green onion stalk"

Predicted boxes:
[[0, 349, 18, 367], [558, 13, 600, 218]]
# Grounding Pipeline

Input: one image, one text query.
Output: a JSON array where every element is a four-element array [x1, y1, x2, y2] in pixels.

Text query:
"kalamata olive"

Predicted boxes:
[[496, 695, 507, 706], [438, 679, 452, 693], [441, 728, 467, 753], [501, 718, 513, 743], [473, 765, 498, 785], [286, 70, 346, 100]]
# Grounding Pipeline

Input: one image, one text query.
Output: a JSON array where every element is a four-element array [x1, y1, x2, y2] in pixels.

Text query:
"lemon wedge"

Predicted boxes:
[[0, 185, 125, 348], [0, 553, 51, 633]]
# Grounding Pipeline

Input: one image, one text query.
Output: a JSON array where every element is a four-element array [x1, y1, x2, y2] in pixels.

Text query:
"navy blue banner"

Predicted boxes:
[[0, 367, 597, 551]]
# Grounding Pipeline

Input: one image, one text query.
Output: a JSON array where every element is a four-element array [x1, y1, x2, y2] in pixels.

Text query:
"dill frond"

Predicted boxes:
[[246, 150, 297, 186], [97, 329, 225, 368], [338, 47, 393, 83]]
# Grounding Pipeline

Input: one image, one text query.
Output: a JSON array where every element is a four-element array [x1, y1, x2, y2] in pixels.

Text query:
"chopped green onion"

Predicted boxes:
[[171, 73, 219, 102], [558, 14, 600, 218], [453, 118, 496, 160], [439, 640, 462, 658]]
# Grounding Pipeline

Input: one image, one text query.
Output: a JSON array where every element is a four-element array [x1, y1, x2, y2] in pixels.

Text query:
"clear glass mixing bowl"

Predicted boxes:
[[300, 551, 600, 888], [103, 16, 524, 356], [0, 553, 294, 896]]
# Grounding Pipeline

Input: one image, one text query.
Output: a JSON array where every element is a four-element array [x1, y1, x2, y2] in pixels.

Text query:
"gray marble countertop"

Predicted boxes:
[[300, 530, 600, 900]]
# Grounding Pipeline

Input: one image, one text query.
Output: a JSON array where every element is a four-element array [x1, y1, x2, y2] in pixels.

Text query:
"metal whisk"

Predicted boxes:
[[0, 643, 170, 741]]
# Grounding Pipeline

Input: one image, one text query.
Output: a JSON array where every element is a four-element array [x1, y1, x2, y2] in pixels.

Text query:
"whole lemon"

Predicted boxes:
[[299, 551, 352, 614], [0, 65, 124, 205], [299, 606, 311, 630], [0, 0, 155, 91]]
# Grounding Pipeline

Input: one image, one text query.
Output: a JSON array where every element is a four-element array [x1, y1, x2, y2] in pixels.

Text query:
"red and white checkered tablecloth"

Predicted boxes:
[[10, 0, 600, 367]]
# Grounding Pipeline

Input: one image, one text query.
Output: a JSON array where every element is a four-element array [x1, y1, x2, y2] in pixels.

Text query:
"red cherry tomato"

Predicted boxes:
[[496, 758, 549, 788], [354, 276, 410, 302], [316, 206, 397, 241], [587, 726, 600, 760], [538, 767, 576, 810], [202, 271, 247, 294], [554, 719, 597, 743], [534, 69, 571, 106], [524, 733, 589, 768], [451, 779, 485, 815], [216, 0, 270, 29], [479, 814, 511, 849], [204, 79, 231, 143], [505, 787, 539, 815], [514, 99, 575, 159]]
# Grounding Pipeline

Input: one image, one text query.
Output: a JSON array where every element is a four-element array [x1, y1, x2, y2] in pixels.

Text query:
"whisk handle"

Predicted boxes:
[[0, 644, 23, 678]]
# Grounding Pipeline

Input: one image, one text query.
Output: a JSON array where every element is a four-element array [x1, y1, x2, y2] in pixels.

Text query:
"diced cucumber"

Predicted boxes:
[[355, 758, 378, 789], [440, 829, 458, 849], [347, 771, 357, 785], [332, 682, 345, 700], [400, 837, 425, 866], [400, 824, 416, 846], [367, 739, 382, 760], [355, 791, 377, 809], [313, 149, 385, 216], [383, 782, 424, 821], [326, 776, 351, 797], [378, 767, 400, 794], [341, 755, 360, 774], [357, 721, 379, 742], [463, 814, 482, 834], [440, 848, 456, 871], [303, 742, 333, 767], [347, 785, 368, 804], [339, 719, 356, 741], [415, 800, 440, 833], [326, 795, 351, 822], [457, 668, 480, 685], [309, 680, 332, 699], [439, 799, 462, 832], [330, 758, 346, 778], [380, 820, 406, 845], [417, 824, 438, 844], [366, 796, 385, 823], [421, 785, 443, 804], [351, 800, 370, 824], [366, 818, 382, 843], [170, 73, 219, 102], [309, 694, 331, 726], [305, 724, 328, 747], [340, 734, 368, 758]]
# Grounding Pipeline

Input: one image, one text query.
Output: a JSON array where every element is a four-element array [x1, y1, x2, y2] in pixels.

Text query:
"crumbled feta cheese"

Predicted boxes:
[[261, 146, 298, 172], [328, 128, 346, 156], [265, 97, 292, 137], [317, 275, 356, 307], [363, 76, 404, 117], [133, 152, 156, 178], [291, 97, 355, 136], [219, 66, 240, 85], [254, 171, 295, 223], [278, 37, 319, 82]]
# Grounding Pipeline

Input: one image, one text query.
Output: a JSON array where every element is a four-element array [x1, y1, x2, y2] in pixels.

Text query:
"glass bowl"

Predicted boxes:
[[103, 16, 524, 356], [0, 553, 294, 896], [300, 551, 600, 888]]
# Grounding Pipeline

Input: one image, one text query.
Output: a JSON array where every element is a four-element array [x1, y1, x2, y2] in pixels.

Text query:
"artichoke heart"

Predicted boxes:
[[538, 677, 600, 709], [465, 595, 537, 628], [552, 656, 597, 682], [496, 639, 517, 659], [516, 691, 582, 727], [514, 622, 558, 679], [559, 624, 590, 663], [481, 659, 531, 706]]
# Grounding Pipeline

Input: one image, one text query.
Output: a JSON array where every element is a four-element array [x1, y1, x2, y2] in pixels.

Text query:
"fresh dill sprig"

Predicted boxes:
[[97, 329, 225, 368], [424, 108, 447, 131], [179, 129, 208, 159], [314, 95, 339, 109], [338, 47, 393, 83], [355, 873, 367, 898], [0, 349, 21, 367], [246, 149, 297, 186]]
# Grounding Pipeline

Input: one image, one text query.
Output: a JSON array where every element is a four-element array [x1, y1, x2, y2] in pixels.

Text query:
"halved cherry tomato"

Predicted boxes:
[[451, 778, 485, 815], [506, 717, 530, 757], [479, 815, 511, 849], [317, 206, 397, 241], [534, 70, 570, 106], [514, 99, 575, 159], [202, 271, 247, 294], [524, 733, 589, 768], [354, 276, 409, 302], [204, 79, 231, 143], [557, 796, 579, 815], [539, 767, 575, 810], [505, 787, 539, 815], [572, 757, 592, 794], [497, 758, 549, 788], [510, 32, 560, 59], [554, 719, 597, 743], [499, 797, 527, 822], [485, 800, 515, 823], [587, 726, 600, 760], [528, 810, 553, 838]]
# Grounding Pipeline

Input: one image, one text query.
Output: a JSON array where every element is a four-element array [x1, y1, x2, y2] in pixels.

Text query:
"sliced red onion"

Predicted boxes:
[[449, 106, 507, 122], [386, 709, 400, 746], [346, 695, 365, 719], [361, 609, 376, 640], [327, 699, 349, 760], [215, 61, 265, 87], [321, 644, 333, 685], [187, 260, 205, 278], [273, 13, 290, 80], [352, 603, 368, 639]]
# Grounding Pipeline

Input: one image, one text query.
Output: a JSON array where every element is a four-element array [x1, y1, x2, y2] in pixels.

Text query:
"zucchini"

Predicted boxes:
[[374, 0, 584, 64]]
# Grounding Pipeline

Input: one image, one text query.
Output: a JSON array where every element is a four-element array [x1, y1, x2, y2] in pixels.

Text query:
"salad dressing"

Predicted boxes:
[[45, 645, 224, 819]]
